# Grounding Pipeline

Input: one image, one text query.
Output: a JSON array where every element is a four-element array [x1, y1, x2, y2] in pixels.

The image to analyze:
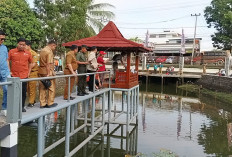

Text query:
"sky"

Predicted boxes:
[[27, 0, 216, 50]]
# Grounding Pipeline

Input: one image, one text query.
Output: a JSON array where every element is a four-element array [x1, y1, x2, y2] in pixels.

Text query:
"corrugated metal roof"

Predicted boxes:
[[62, 21, 151, 52]]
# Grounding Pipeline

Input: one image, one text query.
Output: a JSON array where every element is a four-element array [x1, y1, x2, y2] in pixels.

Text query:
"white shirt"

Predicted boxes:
[[87, 51, 98, 71]]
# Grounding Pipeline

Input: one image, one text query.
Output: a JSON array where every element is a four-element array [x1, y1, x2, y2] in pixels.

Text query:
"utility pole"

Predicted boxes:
[[190, 13, 201, 65]]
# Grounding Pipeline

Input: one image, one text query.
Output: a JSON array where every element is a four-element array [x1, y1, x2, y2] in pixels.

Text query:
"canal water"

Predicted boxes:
[[17, 82, 232, 157]]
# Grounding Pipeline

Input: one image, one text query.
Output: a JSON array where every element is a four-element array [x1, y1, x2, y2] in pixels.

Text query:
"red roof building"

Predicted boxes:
[[62, 21, 150, 52], [63, 21, 151, 89]]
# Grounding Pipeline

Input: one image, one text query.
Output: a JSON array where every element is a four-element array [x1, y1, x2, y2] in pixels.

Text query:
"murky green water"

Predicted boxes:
[[17, 83, 232, 157]]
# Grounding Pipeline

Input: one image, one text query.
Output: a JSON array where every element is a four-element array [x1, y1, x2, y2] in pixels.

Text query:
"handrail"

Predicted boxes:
[[20, 71, 110, 82], [0, 81, 12, 86]]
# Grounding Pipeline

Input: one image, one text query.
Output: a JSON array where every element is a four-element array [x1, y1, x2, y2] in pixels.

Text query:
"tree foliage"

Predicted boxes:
[[34, 0, 115, 53], [0, 0, 44, 49], [204, 0, 232, 50]]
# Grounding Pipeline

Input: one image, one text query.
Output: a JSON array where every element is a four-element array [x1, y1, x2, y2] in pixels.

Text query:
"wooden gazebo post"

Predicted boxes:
[[126, 52, 131, 86], [135, 52, 139, 84]]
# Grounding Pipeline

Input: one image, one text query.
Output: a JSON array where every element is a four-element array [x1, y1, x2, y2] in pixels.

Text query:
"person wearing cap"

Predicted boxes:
[[7, 38, 33, 112], [76, 45, 89, 96], [26, 40, 39, 107], [0, 30, 10, 116], [63, 45, 78, 100], [38, 40, 58, 108], [87, 46, 98, 92], [97, 51, 109, 86]]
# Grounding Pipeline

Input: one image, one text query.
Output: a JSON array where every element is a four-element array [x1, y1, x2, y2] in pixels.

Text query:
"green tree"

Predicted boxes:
[[34, 0, 115, 53], [204, 0, 232, 50], [87, 1, 115, 32], [0, 0, 44, 49], [129, 37, 143, 43]]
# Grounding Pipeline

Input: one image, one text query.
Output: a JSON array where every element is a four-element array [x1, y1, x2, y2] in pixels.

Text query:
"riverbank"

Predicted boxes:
[[178, 84, 232, 105]]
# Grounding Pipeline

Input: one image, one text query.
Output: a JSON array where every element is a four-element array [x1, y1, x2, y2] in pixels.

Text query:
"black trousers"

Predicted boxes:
[[87, 70, 96, 92], [78, 66, 87, 93], [22, 82, 27, 108]]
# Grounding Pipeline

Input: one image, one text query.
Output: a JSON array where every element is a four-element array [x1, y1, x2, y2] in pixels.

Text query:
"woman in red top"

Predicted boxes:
[[97, 51, 109, 86]]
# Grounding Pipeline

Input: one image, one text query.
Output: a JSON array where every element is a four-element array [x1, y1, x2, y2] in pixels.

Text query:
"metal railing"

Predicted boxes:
[[5, 71, 111, 123], [1, 70, 140, 157]]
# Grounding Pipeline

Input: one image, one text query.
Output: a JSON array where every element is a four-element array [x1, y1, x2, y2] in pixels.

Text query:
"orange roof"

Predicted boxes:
[[62, 21, 151, 52]]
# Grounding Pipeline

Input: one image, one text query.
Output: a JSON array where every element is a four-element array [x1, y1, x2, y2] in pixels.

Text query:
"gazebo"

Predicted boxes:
[[63, 21, 151, 89]]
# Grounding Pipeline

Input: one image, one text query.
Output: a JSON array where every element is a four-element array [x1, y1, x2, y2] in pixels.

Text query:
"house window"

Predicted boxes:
[[159, 34, 166, 38]]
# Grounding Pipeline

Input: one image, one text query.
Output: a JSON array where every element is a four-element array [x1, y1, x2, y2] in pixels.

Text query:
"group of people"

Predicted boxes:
[[166, 66, 175, 75], [0, 30, 60, 113], [54, 58, 63, 72], [147, 63, 164, 74], [0, 29, 127, 115]]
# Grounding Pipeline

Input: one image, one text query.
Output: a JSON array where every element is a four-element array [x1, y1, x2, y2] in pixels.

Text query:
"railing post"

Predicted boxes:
[[122, 91, 124, 111], [136, 86, 139, 124], [102, 93, 106, 135], [126, 90, 130, 134], [65, 106, 71, 156], [6, 77, 21, 123], [108, 90, 112, 123], [68, 77, 71, 102], [37, 116, 45, 157], [1, 78, 20, 157], [91, 96, 96, 135]]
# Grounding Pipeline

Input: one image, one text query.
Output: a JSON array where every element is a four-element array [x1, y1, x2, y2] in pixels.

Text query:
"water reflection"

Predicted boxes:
[[18, 83, 232, 157], [18, 96, 139, 157], [139, 85, 232, 156]]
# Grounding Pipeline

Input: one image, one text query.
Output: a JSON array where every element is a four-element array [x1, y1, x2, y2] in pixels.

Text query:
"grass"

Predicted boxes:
[[178, 84, 232, 104]]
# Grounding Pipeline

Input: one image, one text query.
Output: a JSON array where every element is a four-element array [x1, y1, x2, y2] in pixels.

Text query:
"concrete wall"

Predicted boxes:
[[197, 75, 232, 93]]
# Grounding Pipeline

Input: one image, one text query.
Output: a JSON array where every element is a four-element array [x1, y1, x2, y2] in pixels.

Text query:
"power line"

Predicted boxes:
[[116, 2, 209, 14], [116, 0, 209, 12], [118, 26, 208, 30], [116, 15, 190, 25]]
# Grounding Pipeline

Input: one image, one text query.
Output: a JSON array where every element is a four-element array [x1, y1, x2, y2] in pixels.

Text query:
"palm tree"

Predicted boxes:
[[86, 1, 115, 33]]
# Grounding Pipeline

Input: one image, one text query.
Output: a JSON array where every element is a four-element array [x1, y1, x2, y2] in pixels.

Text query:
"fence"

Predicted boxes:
[[0, 70, 139, 157]]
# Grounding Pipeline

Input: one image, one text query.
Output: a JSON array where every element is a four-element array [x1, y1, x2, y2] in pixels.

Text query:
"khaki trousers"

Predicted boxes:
[[39, 74, 56, 106], [28, 71, 38, 104], [64, 69, 76, 99]]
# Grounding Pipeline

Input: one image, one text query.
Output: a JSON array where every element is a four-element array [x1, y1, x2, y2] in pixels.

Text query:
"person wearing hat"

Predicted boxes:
[[63, 45, 78, 100], [76, 45, 89, 96], [26, 40, 39, 107], [97, 51, 109, 86], [87, 46, 98, 92]]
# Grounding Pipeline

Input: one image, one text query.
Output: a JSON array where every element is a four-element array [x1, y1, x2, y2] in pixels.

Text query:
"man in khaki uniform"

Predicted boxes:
[[76, 45, 89, 96], [26, 40, 38, 107], [38, 41, 57, 108], [63, 45, 78, 100]]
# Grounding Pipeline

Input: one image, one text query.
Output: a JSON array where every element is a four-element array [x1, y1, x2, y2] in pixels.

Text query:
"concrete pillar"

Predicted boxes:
[[225, 50, 231, 77], [1, 123, 18, 157]]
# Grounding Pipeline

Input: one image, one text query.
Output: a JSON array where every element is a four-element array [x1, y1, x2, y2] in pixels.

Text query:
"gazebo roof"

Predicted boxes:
[[62, 21, 151, 52]]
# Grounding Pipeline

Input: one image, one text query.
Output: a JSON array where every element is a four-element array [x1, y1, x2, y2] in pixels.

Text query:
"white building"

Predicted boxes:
[[148, 31, 202, 56]]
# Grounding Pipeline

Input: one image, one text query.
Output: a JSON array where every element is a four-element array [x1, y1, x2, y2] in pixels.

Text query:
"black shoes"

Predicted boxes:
[[22, 108, 26, 112], [40, 103, 58, 108], [64, 96, 75, 100], [46, 103, 58, 108], [27, 103, 34, 107], [77, 92, 85, 96], [83, 91, 89, 95]]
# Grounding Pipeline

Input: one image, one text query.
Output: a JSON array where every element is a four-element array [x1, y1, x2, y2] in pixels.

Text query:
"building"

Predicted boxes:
[[148, 31, 202, 56]]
